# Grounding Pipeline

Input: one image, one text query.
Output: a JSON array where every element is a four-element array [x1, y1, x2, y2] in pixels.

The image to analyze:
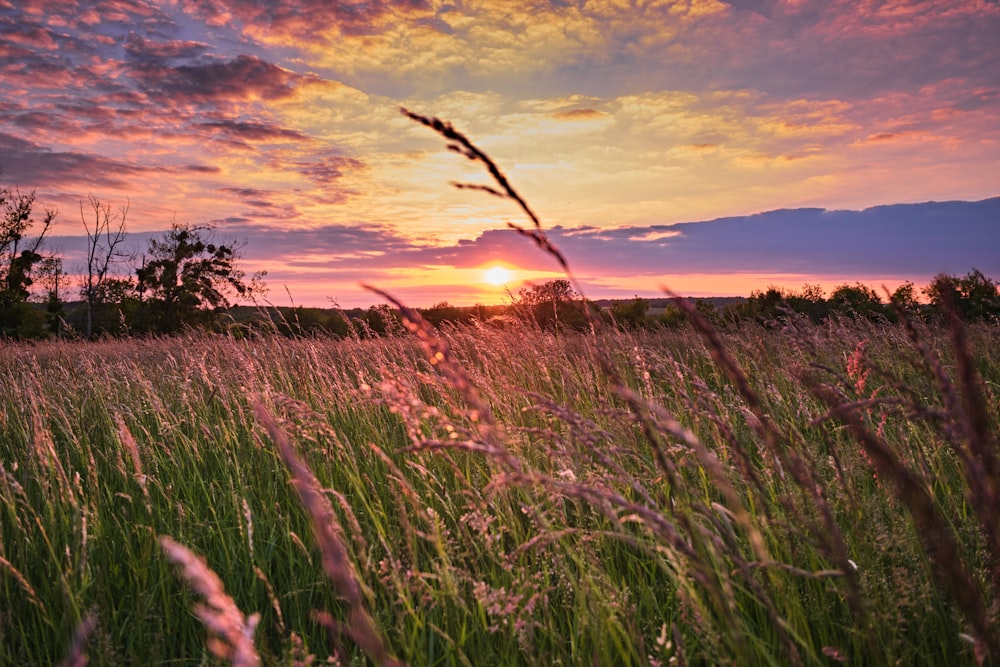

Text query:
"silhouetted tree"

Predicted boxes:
[[657, 303, 688, 328], [0, 183, 56, 337], [829, 283, 886, 319], [890, 281, 919, 309], [136, 223, 265, 334], [355, 304, 400, 337], [785, 284, 830, 322], [272, 306, 352, 338], [731, 286, 786, 324], [35, 256, 67, 336], [82, 277, 143, 337], [734, 284, 829, 324], [516, 279, 589, 331], [924, 269, 1000, 322]]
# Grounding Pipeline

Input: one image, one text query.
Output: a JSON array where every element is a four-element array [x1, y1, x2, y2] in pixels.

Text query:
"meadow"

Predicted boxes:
[[1, 313, 998, 666], [3, 111, 999, 665]]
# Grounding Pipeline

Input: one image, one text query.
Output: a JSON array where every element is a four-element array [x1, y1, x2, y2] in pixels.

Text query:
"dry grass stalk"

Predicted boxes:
[[944, 312, 1000, 592], [400, 108, 580, 291], [29, 398, 73, 501], [890, 302, 1000, 608], [613, 380, 770, 564], [362, 285, 523, 475], [159, 535, 261, 667], [114, 414, 151, 512], [253, 566, 285, 635], [399, 109, 541, 232], [812, 383, 1000, 659], [59, 610, 97, 667], [254, 402, 404, 667], [0, 555, 43, 609], [675, 297, 869, 617]]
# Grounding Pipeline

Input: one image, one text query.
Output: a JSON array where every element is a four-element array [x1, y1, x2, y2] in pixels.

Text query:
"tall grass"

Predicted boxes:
[[0, 318, 997, 665], [1, 113, 997, 665]]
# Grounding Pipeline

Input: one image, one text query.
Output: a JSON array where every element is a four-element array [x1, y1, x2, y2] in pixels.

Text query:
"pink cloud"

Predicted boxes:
[[128, 55, 301, 105], [123, 32, 209, 60], [198, 120, 310, 143], [178, 0, 433, 42]]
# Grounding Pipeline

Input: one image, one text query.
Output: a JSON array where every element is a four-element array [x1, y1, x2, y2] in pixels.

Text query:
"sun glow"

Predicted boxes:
[[483, 265, 513, 286]]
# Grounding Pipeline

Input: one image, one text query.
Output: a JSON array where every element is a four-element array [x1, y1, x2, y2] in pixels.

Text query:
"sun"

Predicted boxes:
[[483, 265, 513, 286]]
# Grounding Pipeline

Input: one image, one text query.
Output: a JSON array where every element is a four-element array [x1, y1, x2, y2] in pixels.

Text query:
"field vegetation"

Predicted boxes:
[[1, 112, 998, 666], [1, 317, 998, 665]]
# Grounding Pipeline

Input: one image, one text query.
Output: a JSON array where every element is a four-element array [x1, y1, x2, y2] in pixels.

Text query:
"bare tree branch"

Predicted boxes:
[[81, 194, 130, 339]]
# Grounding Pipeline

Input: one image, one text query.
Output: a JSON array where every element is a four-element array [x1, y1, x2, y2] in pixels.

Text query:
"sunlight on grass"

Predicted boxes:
[[1, 320, 997, 665]]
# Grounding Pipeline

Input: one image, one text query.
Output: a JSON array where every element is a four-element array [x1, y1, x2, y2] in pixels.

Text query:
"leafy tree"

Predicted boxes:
[[890, 281, 920, 312], [35, 256, 67, 336], [693, 298, 720, 324], [924, 269, 1000, 322], [785, 284, 830, 322], [136, 223, 265, 334], [610, 297, 650, 330], [81, 277, 143, 337], [829, 283, 886, 320], [650, 298, 719, 329], [730, 286, 787, 324], [515, 279, 589, 331], [0, 183, 56, 337], [657, 303, 688, 328], [355, 304, 401, 337]]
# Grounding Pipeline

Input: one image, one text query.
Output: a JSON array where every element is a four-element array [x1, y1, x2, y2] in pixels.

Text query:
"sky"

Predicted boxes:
[[2, 0, 999, 308]]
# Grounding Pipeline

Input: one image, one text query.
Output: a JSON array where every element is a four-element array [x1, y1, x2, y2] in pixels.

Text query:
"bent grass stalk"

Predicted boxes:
[[159, 535, 262, 667], [255, 402, 405, 667]]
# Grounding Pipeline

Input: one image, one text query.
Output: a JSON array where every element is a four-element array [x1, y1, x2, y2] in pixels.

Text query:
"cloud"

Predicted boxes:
[[224, 223, 415, 265], [198, 120, 309, 142], [0, 132, 152, 188], [191, 197, 1000, 279], [718, 0, 779, 19], [218, 187, 271, 199], [180, 164, 220, 174], [705, 0, 1000, 98], [128, 54, 304, 106], [547, 198, 1000, 277], [552, 108, 605, 121], [122, 31, 209, 61], [478, 198, 999, 278], [178, 0, 431, 40], [291, 156, 366, 186]]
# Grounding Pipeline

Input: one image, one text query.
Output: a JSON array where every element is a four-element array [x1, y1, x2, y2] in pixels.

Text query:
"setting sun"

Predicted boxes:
[[483, 266, 513, 286]]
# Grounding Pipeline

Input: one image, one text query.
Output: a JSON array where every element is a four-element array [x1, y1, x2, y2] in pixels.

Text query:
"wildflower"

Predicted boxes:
[[845, 340, 870, 396]]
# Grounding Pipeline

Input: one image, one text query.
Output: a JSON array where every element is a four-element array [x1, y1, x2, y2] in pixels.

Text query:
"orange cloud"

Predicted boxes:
[[552, 108, 605, 121]]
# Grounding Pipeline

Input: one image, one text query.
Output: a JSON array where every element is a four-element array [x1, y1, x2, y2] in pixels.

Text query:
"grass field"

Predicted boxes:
[[1, 314, 998, 665]]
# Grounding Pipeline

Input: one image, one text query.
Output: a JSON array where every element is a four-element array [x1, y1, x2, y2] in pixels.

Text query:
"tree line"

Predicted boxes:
[[297, 273, 999, 338], [1, 184, 265, 339], [487, 275, 1000, 333], [2, 182, 997, 340]]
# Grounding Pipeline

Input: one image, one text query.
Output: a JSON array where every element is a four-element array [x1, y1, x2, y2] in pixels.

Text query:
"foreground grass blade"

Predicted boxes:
[[255, 402, 405, 667]]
